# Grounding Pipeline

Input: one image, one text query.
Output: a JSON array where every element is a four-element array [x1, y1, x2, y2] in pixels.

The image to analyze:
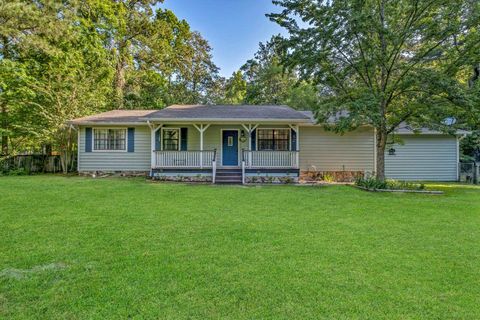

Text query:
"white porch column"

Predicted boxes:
[[193, 124, 210, 168], [241, 124, 258, 168], [289, 124, 300, 169], [149, 123, 162, 170]]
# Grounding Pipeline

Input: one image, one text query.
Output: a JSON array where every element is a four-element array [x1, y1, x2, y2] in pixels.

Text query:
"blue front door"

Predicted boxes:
[[222, 130, 238, 166]]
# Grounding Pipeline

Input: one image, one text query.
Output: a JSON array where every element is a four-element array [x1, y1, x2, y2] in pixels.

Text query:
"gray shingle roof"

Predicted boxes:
[[69, 110, 158, 125], [300, 111, 468, 134], [143, 105, 311, 122]]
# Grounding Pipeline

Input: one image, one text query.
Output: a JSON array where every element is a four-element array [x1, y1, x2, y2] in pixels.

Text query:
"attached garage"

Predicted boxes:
[[385, 135, 459, 181]]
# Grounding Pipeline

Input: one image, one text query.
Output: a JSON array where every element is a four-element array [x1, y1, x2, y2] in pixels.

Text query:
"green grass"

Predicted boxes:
[[1, 176, 479, 319]]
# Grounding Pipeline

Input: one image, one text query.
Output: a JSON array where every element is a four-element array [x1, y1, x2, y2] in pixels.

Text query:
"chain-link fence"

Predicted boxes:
[[459, 162, 479, 184]]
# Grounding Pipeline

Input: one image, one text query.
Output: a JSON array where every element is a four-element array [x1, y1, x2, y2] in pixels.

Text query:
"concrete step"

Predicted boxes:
[[216, 172, 242, 176], [215, 180, 243, 184]]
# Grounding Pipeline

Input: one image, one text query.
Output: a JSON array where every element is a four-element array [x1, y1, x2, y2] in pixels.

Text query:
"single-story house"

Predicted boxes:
[[68, 104, 465, 183]]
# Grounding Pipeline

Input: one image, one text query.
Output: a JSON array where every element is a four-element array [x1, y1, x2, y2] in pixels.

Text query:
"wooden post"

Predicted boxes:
[[149, 123, 162, 172], [193, 124, 210, 169]]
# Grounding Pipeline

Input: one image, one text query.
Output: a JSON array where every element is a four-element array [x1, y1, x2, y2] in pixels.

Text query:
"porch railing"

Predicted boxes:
[[154, 150, 216, 168], [243, 150, 299, 169]]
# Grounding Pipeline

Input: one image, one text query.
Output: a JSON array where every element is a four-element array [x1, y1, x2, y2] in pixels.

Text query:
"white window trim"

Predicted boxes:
[[92, 127, 128, 153], [255, 128, 292, 151], [161, 127, 182, 151]]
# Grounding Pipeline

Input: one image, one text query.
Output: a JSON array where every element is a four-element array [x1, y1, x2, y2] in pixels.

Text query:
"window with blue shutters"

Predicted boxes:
[[257, 129, 290, 151], [93, 128, 127, 151]]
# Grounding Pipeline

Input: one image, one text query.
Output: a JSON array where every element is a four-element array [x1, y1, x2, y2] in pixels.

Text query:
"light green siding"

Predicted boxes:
[[385, 135, 458, 181], [299, 127, 375, 172], [78, 126, 151, 172]]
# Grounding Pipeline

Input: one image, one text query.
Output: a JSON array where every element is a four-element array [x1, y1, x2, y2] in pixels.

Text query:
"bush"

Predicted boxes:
[[0, 168, 30, 176], [355, 177, 425, 191]]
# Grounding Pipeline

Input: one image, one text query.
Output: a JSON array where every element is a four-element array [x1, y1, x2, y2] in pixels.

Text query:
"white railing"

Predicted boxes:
[[154, 150, 216, 168], [243, 150, 299, 169]]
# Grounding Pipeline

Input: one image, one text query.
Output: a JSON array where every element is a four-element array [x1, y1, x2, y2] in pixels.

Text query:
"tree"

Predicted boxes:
[[222, 71, 247, 104], [173, 31, 220, 104], [269, 0, 480, 180], [238, 35, 318, 108], [241, 36, 294, 105], [0, 0, 112, 171], [92, 0, 163, 109]]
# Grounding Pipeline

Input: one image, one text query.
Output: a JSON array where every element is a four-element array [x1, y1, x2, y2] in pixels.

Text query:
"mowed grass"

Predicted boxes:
[[1, 176, 479, 319]]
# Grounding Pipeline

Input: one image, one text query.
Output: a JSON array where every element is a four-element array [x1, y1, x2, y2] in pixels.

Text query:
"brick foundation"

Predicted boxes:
[[300, 170, 365, 183]]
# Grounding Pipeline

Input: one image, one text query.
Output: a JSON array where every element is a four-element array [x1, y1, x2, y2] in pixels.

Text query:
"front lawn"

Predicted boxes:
[[1, 176, 479, 319]]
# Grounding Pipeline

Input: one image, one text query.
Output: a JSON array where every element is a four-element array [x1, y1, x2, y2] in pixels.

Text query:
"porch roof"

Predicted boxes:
[[69, 105, 311, 125], [68, 110, 158, 125], [142, 105, 311, 123]]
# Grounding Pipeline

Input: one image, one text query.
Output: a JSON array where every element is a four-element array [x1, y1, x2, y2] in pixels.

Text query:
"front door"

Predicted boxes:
[[222, 130, 238, 166]]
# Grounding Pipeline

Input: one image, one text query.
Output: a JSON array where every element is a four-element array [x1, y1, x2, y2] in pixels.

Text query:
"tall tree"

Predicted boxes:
[[173, 31, 220, 104], [223, 71, 247, 104], [270, 0, 480, 180], [239, 35, 317, 108], [82, 0, 163, 109]]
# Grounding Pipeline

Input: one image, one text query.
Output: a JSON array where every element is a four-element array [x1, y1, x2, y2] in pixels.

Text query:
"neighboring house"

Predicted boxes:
[[68, 104, 465, 183]]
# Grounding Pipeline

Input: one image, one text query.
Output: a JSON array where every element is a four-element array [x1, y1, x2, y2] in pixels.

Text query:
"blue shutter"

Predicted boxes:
[[127, 128, 135, 152], [85, 127, 92, 152], [180, 128, 188, 151], [291, 129, 297, 151], [155, 130, 160, 151], [251, 129, 256, 151]]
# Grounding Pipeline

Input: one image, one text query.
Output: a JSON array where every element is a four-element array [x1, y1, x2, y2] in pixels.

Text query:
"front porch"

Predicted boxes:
[[149, 123, 301, 184]]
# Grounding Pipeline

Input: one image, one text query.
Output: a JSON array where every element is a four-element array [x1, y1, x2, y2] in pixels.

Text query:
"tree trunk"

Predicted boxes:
[[114, 41, 128, 109], [1, 36, 9, 156], [114, 58, 126, 109], [376, 128, 387, 181], [1, 105, 7, 156]]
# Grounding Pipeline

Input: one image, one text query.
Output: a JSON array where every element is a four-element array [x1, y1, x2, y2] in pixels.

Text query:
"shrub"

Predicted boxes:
[[322, 173, 335, 183], [355, 177, 425, 191]]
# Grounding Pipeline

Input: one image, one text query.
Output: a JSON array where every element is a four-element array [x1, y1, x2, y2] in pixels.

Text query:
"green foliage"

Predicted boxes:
[[269, 0, 480, 179], [238, 35, 317, 108], [0, 0, 220, 167], [223, 71, 247, 104], [461, 131, 480, 162], [355, 177, 425, 191], [321, 173, 335, 183], [0, 167, 29, 176]]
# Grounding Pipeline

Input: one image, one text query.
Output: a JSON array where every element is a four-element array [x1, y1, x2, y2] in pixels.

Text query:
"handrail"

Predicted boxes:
[[212, 149, 217, 184]]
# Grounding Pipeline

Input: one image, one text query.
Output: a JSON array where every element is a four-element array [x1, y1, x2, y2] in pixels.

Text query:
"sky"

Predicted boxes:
[[161, 0, 287, 77]]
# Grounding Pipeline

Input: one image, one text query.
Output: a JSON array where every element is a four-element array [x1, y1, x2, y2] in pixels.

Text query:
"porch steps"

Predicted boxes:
[[215, 169, 243, 184]]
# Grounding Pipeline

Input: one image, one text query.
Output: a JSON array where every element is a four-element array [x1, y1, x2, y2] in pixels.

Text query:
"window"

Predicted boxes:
[[257, 129, 290, 151], [162, 128, 180, 151], [93, 128, 126, 151]]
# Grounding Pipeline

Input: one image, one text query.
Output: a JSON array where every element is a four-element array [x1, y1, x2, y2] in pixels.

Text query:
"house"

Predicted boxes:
[[69, 104, 464, 183]]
